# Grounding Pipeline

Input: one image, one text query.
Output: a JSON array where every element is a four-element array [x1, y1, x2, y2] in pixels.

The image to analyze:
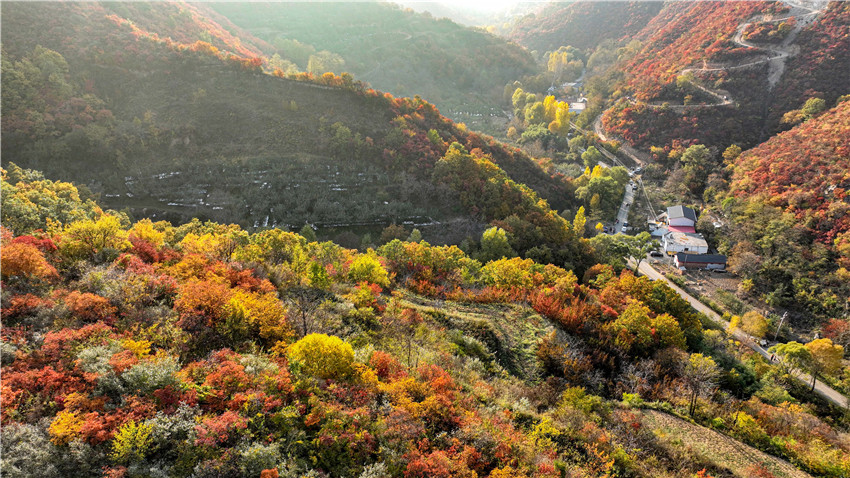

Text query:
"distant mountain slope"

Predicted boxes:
[[1, 1, 269, 60], [768, 1, 850, 129], [599, 1, 850, 152], [507, 1, 664, 53], [721, 100, 850, 319], [205, 2, 537, 113], [1, 1, 582, 264], [624, 1, 767, 100], [729, 100, 850, 248]]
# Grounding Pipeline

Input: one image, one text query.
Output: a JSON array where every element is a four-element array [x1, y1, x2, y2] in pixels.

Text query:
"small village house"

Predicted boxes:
[[663, 205, 709, 255]]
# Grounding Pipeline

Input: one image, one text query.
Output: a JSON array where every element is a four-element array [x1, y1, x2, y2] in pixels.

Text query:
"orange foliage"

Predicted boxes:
[[2, 293, 53, 322], [64, 291, 117, 322], [0, 242, 58, 280], [174, 280, 233, 323], [370, 350, 407, 381]]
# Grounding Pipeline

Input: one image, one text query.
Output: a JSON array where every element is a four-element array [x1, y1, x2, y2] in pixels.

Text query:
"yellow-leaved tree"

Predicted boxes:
[[288, 333, 355, 380], [805, 338, 844, 391], [348, 252, 389, 287], [61, 215, 130, 261], [740, 311, 769, 339]]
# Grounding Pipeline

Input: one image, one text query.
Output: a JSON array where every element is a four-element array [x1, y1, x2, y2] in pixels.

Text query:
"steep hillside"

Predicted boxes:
[[768, 1, 850, 129], [2, 1, 579, 262], [598, 1, 849, 153], [623, 1, 769, 101], [3, 169, 849, 478], [205, 2, 537, 115], [600, 1, 770, 151], [719, 100, 850, 320], [0, 1, 269, 60], [507, 1, 664, 53]]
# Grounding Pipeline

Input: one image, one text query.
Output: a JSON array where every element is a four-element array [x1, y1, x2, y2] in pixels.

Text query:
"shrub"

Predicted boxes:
[[49, 410, 85, 445], [145, 404, 200, 447], [64, 291, 117, 322], [480, 257, 535, 288], [0, 242, 58, 281], [77, 344, 125, 397], [1, 423, 60, 478], [239, 442, 282, 477], [60, 215, 130, 261], [288, 333, 355, 380], [121, 355, 179, 396], [348, 253, 390, 287], [110, 420, 153, 464], [194, 411, 247, 447]]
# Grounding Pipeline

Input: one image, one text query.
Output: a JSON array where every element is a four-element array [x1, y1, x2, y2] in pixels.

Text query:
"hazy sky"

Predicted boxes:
[[402, 0, 523, 13]]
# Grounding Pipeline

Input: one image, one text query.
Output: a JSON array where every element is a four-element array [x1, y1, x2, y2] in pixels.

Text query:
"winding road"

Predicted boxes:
[[624, 1, 823, 111]]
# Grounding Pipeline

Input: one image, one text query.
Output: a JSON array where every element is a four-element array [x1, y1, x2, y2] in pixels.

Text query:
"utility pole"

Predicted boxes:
[[774, 311, 788, 342]]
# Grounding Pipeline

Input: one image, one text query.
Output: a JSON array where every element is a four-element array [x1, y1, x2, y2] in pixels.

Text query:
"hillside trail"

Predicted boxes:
[[628, 1, 824, 111], [642, 410, 813, 478]]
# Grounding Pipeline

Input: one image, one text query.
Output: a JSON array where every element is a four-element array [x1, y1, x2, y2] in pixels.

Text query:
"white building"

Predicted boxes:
[[667, 205, 697, 228], [663, 230, 709, 255]]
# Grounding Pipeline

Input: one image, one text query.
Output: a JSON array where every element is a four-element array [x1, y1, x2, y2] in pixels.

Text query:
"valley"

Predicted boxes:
[[1, 1, 849, 477]]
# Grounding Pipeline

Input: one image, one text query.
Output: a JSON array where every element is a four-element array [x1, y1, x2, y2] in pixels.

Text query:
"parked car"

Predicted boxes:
[[621, 226, 628, 233], [712, 269, 728, 273], [649, 251, 663, 257]]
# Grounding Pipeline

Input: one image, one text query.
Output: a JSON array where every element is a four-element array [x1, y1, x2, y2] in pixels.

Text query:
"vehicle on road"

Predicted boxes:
[[649, 251, 663, 257], [621, 226, 628, 233], [712, 269, 728, 273]]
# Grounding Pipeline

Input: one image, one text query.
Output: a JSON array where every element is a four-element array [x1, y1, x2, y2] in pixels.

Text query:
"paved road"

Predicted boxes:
[[614, 183, 636, 232], [633, 260, 850, 409]]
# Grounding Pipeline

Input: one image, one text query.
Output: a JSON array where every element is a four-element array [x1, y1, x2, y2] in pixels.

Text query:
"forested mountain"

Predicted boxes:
[[507, 1, 664, 53], [205, 2, 537, 115], [1, 1, 583, 264], [718, 99, 850, 322], [596, 1, 850, 153], [767, 1, 850, 129], [0, 2, 270, 59]]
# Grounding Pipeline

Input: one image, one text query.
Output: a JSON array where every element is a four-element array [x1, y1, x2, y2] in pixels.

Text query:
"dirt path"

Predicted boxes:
[[642, 410, 813, 478], [591, 117, 647, 166]]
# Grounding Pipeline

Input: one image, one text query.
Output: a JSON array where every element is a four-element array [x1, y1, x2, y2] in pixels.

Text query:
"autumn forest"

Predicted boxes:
[[2, 1, 849, 478]]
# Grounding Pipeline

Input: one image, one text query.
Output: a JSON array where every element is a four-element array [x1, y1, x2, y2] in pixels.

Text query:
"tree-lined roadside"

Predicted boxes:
[[632, 259, 850, 409]]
